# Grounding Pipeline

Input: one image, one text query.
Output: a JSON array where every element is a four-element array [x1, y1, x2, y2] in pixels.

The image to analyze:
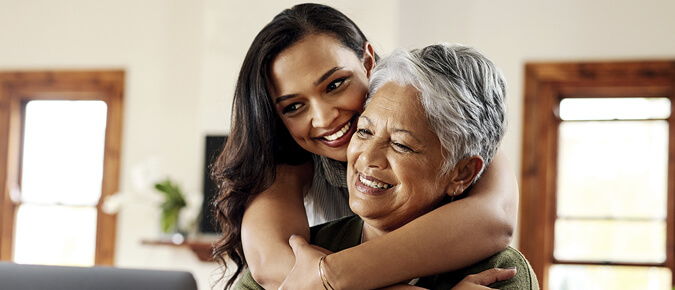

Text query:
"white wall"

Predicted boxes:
[[397, 0, 675, 168], [0, 0, 216, 288], [0, 1, 397, 289], [3, 0, 675, 288], [395, 0, 675, 247], [198, 0, 399, 135]]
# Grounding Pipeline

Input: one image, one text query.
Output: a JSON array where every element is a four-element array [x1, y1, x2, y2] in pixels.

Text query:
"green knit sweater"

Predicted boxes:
[[234, 215, 539, 289]]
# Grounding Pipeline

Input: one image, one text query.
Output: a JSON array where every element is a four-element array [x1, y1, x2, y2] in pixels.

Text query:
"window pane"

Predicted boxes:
[[557, 121, 668, 219], [549, 265, 671, 290], [559, 98, 671, 121], [21, 100, 107, 206], [554, 219, 665, 263], [13, 204, 97, 266]]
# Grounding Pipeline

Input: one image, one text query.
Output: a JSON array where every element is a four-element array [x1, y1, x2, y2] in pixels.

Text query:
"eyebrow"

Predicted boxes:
[[275, 66, 345, 104], [275, 93, 297, 104], [358, 115, 423, 143], [314, 66, 343, 86]]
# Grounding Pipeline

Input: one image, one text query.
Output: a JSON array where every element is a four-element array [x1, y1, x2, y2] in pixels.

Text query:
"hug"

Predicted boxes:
[[234, 43, 538, 289]]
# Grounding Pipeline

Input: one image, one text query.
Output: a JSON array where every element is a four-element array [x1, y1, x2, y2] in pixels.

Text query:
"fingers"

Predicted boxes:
[[466, 268, 517, 286], [288, 234, 310, 256]]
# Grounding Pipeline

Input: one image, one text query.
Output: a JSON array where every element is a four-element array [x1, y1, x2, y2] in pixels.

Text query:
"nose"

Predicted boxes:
[[353, 138, 388, 170], [310, 99, 339, 128]]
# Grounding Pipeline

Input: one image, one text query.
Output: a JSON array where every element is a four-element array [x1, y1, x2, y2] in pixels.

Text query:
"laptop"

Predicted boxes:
[[0, 262, 198, 290]]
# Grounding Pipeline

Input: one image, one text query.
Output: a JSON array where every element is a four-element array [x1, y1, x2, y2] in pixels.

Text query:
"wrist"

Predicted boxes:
[[322, 254, 344, 290]]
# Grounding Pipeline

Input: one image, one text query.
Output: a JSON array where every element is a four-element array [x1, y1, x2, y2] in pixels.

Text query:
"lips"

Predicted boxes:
[[316, 115, 358, 148], [359, 175, 393, 189], [355, 173, 394, 195], [324, 121, 351, 141]]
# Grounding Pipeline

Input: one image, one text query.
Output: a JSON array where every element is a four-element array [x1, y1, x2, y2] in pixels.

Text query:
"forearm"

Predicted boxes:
[[242, 204, 308, 289], [241, 162, 313, 289], [325, 150, 518, 290], [325, 199, 512, 289]]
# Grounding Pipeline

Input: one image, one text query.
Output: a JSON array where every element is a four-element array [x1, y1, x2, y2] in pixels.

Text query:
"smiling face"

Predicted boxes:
[[347, 82, 454, 236], [269, 33, 374, 162]]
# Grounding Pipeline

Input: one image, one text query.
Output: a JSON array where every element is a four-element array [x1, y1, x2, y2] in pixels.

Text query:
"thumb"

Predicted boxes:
[[288, 234, 309, 256]]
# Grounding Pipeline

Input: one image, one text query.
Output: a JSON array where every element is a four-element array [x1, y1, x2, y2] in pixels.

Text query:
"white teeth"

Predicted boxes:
[[359, 175, 393, 189], [324, 121, 351, 141]]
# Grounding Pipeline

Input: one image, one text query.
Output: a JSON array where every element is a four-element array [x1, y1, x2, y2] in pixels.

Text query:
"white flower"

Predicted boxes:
[[178, 191, 204, 232], [102, 192, 127, 214]]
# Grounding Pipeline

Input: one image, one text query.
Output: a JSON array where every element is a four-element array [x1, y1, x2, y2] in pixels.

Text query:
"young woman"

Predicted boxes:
[[211, 3, 518, 289], [234, 42, 537, 290]]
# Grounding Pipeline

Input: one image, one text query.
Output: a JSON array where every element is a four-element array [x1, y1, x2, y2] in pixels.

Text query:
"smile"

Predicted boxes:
[[323, 121, 351, 141], [359, 175, 393, 189]]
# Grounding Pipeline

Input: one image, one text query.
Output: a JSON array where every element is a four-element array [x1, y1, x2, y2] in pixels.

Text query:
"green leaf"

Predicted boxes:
[[154, 178, 187, 233]]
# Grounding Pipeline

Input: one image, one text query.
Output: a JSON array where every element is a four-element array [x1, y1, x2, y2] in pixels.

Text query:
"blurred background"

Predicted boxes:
[[1, 0, 674, 289]]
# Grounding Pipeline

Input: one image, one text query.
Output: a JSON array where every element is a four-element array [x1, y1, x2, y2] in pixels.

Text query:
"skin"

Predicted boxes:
[[281, 82, 513, 290], [348, 83, 461, 239], [270, 34, 372, 162], [349, 82, 491, 285], [242, 33, 518, 289], [242, 33, 375, 288]]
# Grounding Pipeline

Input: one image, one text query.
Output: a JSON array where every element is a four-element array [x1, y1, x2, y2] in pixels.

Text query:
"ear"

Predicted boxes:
[[445, 156, 484, 198], [362, 41, 376, 78]]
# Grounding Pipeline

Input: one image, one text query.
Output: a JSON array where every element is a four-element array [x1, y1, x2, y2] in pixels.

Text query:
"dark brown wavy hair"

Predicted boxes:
[[210, 3, 377, 288]]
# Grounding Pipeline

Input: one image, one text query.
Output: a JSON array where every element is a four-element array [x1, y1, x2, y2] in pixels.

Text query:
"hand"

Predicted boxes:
[[278, 235, 333, 290], [452, 268, 517, 290]]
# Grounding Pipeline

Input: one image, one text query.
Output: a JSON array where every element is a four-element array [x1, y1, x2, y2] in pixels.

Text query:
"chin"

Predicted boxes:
[[350, 200, 389, 221], [322, 148, 348, 162]]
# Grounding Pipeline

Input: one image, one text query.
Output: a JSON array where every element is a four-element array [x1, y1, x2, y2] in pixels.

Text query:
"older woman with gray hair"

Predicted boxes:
[[236, 43, 538, 289]]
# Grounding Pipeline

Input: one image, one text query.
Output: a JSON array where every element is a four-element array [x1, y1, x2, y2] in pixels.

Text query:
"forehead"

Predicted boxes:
[[270, 34, 359, 90], [364, 82, 427, 126]]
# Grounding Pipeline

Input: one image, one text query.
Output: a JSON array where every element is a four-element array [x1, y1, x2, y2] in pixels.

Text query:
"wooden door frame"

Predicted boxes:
[[520, 60, 675, 288], [0, 70, 124, 265]]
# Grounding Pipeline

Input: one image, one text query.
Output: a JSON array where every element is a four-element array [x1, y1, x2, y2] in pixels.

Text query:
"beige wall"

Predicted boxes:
[[397, 0, 675, 173], [395, 0, 675, 247], [2, 0, 674, 288], [0, 0, 396, 289]]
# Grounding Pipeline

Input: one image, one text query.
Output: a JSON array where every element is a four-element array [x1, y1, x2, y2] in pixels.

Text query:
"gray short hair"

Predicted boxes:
[[368, 43, 507, 179]]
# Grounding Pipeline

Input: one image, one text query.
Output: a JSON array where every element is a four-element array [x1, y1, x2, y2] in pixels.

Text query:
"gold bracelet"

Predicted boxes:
[[318, 256, 335, 290]]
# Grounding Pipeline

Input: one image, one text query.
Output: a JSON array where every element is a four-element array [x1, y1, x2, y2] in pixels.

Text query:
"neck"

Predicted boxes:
[[361, 222, 389, 243]]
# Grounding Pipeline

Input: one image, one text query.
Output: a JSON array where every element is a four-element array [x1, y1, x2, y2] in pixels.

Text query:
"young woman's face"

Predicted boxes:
[[269, 33, 374, 162]]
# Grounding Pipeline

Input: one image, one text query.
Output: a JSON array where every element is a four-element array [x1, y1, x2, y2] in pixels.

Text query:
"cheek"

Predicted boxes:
[[345, 84, 368, 111], [346, 139, 361, 164], [282, 118, 308, 140], [395, 160, 442, 198]]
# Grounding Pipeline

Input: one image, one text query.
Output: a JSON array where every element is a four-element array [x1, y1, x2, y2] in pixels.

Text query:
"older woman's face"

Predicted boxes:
[[347, 82, 452, 232]]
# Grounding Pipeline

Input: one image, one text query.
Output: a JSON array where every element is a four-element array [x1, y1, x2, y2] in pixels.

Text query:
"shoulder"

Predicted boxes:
[[310, 215, 362, 252], [422, 247, 539, 290], [231, 268, 263, 290], [477, 247, 540, 290]]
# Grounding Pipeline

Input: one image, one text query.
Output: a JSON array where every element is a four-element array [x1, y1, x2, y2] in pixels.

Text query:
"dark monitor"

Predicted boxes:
[[200, 135, 227, 234]]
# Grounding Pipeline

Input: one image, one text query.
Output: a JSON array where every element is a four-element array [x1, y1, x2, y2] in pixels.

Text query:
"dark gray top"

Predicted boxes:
[[235, 215, 539, 289]]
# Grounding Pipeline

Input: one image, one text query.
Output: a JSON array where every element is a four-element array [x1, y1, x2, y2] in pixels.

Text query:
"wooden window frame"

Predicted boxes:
[[0, 71, 124, 265], [519, 61, 675, 288]]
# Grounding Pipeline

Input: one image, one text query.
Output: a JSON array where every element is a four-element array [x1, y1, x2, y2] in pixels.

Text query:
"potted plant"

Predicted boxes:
[[154, 178, 187, 234]]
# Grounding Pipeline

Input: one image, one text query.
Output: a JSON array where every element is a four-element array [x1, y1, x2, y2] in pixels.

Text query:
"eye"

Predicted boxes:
[[326, 77, 347, 93], [282, 103, 304, 114], [356, 128, 372, 138], [392, 142, 414, 153]]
